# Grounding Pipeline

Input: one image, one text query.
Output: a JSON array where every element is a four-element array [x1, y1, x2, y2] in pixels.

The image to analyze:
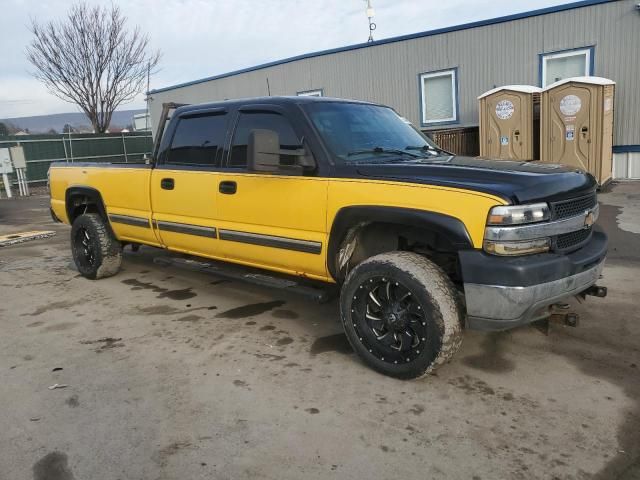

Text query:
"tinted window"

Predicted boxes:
[[304, 102, 439, 164], [229, 112, 301, 168], [166, 113, 227, 167]]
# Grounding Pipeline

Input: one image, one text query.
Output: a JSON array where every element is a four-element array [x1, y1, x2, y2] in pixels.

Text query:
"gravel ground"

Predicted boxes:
[[0, 184, 638, 480]]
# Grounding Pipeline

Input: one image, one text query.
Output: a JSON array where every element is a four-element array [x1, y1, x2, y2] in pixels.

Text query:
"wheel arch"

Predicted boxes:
[[327, 206, 473, 281], [65, 186, 108, 224]]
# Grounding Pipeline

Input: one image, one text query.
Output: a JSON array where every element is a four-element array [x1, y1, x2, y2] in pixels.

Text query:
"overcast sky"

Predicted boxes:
[[1, 0, 564, 119]]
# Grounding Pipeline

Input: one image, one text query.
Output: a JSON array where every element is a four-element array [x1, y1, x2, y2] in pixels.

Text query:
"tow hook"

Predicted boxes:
[[533, 303, 579, 335], [582, 285, 608, 298], [550, 303, 580, 328]]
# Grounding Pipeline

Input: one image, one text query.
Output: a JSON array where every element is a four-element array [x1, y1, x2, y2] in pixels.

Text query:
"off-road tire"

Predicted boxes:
[[339, 251, 463, 379], [71, 213, 122, 280]]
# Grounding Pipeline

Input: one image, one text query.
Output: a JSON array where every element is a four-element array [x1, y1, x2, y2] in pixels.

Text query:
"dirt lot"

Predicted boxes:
[[1, 183, 639, 480]]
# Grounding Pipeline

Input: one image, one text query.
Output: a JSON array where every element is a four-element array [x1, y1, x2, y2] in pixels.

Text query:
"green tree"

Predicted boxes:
[[0, 122, 8, 136]]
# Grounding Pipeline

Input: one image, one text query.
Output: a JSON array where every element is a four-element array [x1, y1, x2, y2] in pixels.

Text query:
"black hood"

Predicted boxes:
[[340, 156, 597, 204]]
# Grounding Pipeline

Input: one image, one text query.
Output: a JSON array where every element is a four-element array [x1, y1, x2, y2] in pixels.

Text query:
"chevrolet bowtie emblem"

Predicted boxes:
[[584, 210, 595, 228]]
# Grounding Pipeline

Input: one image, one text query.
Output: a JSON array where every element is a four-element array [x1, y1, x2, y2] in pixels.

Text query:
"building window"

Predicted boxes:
[[541, 47, 593, 87], [297, 89, 323, 97], [419, 69, 458, 126]]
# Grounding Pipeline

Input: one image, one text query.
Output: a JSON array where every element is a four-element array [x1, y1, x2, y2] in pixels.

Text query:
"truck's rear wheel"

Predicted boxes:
[[71, 213, 122, 279], [339, 251, 463, 379]]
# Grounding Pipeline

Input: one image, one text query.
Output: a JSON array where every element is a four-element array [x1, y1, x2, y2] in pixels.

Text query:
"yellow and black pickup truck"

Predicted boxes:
[[49, 96, 607, 379]]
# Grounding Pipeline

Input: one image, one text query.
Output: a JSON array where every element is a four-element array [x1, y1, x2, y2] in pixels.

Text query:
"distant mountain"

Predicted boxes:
[[1, 109, 146, 133]]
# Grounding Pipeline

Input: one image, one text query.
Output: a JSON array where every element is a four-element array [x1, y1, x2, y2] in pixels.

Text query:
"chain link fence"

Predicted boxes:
[[0, 132, 153, 185]]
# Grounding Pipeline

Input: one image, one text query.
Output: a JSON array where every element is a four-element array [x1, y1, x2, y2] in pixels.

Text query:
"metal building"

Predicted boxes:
[[148, 0, 640, 179]]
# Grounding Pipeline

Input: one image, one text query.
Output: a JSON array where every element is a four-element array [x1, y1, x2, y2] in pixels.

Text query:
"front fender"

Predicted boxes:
[[327, 205, 473, 280]]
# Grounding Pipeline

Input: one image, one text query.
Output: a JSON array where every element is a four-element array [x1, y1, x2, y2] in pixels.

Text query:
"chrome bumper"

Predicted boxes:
[[465, 259, 605, 331]]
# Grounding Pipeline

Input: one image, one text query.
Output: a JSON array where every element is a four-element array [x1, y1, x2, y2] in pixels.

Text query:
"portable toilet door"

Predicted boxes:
[[540, 76, 615, 185], [478, 85, 542, 161]]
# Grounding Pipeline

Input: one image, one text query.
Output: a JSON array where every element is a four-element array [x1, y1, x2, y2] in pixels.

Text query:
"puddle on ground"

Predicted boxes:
[[122, 278, 196, 300], [33, 452, 74, 480], [272, 309, 299, 319], [310, 333, 353, 355], [216, 300, 286, 319], [462, 332, 515, 373]]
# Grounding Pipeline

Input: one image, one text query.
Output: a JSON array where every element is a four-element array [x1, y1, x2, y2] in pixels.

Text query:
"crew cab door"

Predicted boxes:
[[150, 108, 230, 257], [215, 107, 329, 280]]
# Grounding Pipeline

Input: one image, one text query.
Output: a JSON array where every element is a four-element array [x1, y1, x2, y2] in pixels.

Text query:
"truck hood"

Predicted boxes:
[[348, 156, 597, 204]]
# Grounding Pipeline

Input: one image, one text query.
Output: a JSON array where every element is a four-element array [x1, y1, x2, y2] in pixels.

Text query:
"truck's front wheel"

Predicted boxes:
[[340, 252, 463, 379], [71, 213, 122, 280]]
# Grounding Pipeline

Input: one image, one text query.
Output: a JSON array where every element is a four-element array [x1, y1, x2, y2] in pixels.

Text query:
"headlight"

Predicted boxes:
[[487, 203, 550, 225], [483, 238, 550, 256], [484, 203, 551, 255]]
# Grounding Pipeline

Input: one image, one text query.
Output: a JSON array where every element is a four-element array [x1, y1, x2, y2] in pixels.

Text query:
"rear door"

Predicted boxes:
[[150, 108, 230, 257], [215, 107, 329, 280]]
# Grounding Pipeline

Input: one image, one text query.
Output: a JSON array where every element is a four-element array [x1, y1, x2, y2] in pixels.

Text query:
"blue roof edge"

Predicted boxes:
[[148, 0, 616, 95]]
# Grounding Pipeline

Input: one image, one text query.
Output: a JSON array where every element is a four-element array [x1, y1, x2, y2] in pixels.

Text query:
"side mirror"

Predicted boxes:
[[248, 129, 280, 172], [248, 129, 313, 173]]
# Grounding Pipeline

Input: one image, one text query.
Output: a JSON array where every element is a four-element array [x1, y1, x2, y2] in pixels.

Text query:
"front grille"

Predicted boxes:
[[550, 194, 597, 220], [555, 227, 592, 252]]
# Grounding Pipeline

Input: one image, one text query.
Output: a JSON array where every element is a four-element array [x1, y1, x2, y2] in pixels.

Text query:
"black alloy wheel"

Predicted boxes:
[[350, 276, 429, 364]]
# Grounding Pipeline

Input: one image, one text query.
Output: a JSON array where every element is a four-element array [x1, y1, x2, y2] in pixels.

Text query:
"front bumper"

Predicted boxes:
[[460, 228, 607, 331]]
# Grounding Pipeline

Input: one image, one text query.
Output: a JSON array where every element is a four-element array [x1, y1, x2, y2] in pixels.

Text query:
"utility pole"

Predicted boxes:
[[365, 0, 376, 42], [145, 60, 150, 131]]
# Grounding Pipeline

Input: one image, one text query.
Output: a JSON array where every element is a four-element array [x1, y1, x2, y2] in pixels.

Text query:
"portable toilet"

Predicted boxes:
[[478, 85, 542, 161], [540, 76, 615, 185]]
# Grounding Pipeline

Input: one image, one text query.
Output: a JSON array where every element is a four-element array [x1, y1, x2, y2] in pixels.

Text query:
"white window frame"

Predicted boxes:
[[297, 89, 323, 97], [541, 48, 592, 87], [419, 69, 458, 126]]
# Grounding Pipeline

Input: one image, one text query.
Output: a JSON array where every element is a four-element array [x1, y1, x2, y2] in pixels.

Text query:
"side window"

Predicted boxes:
[[229, 112, 301, 168], [166, 113, 227, 167]]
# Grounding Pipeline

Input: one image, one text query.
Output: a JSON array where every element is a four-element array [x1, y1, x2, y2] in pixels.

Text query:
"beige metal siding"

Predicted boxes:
[[150, 0, 639, 148]]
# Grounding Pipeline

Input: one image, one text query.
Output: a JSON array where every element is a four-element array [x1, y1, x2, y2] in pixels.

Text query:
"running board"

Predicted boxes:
[[152, 256, 336, 303]]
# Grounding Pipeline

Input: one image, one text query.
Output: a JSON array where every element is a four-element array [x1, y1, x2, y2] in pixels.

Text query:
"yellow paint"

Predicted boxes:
[[150, 168, 220, 257], [327, 178, 505, 249], [50, 165, 507, 282], [50, 165, 161, 246], [214, 173, 328, 277]]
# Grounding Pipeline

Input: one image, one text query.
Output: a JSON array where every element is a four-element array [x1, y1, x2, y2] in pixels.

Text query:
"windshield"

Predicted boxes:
[[304, 102, 443, 164]]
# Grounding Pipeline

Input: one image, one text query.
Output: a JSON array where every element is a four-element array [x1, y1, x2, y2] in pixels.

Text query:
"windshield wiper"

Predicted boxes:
[[405, 144, 449, 156], [347, 147, 422, 159]]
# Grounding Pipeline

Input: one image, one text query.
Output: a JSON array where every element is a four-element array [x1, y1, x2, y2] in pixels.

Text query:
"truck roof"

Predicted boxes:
[[173, 96, 379, 116]]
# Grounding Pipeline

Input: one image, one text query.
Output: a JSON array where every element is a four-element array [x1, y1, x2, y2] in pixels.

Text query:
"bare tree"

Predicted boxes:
[[27, 3, 160, 133]]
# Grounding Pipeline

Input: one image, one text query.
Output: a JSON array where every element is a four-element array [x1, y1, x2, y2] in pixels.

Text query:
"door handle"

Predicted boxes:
[[161, 178, 174, 190], [219, 181, 237, 195]]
